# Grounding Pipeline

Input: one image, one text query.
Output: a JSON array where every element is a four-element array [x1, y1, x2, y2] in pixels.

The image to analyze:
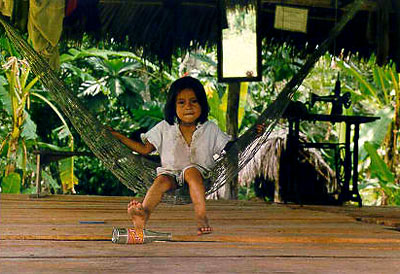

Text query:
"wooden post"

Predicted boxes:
[[225, 82, 240, 199], [30, 153, 43, 199]]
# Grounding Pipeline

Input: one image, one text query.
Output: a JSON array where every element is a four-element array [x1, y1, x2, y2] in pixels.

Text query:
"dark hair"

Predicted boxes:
[[164, 76, 210, 125]]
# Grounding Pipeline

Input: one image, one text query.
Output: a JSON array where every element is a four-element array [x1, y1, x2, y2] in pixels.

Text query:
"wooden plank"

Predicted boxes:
[[0, 257, 400, 273], [295, 205, 400, 227], [1, 194, 400, 273]]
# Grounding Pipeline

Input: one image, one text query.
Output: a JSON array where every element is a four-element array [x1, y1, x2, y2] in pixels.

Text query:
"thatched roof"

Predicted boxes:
[[238, 129, 336, 187], [238, 129, 337, 203], [0, 1, 397, 66], [59, 0, 400, 66]]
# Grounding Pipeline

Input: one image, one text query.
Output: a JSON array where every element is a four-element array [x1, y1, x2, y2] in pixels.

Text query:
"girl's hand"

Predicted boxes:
[[106, 126, 114, 132], [256, 123, 265, 136], [107, 126, 121, 138]]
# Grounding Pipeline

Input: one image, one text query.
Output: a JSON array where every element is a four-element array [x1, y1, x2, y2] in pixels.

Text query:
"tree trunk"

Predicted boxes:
[[224, 82, 240, 199]]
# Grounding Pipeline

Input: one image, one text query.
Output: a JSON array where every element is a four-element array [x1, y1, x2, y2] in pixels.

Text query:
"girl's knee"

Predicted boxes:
[[184, 168, 203, 185], [153, 175, 174, 191]]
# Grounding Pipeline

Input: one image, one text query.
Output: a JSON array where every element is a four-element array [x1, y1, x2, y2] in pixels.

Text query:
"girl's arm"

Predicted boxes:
[[110, 130, 155, 155]]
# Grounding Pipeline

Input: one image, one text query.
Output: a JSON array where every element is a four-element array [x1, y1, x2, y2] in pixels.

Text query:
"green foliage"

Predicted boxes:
[[206, 83, 227, 131], [0, 53, 78, 194], [364, 142, 395, 183], [74, 156, 135, 196], [276, 51, 400, 205], [1, 172, 21, 193], [129, 104, 164, 130], [360, 141, 399, 205], [59, 157, 79, 193], [337, 57, 399, 205], [238, 183, 256, 200], [21, 111, 37, 140], [359, 107, 394, 159], [0, 75, 11, 115], [206, 82, 248, 132]]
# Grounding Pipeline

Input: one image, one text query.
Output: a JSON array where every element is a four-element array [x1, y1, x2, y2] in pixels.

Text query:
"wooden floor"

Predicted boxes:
[[1, 194, 400, 273]]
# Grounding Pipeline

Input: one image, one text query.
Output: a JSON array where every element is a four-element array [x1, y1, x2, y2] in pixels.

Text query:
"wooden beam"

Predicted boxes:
[[261, 0, 377, 11], [225, 82, 241, 199]]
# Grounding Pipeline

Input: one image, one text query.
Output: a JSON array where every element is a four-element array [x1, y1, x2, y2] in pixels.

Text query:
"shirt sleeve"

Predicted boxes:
[[140, 120, 165, 152], [212, 123, 232, 155]]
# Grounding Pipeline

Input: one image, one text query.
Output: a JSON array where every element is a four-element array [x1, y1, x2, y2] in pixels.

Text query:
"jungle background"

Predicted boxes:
[[0, 30, 399, 205]]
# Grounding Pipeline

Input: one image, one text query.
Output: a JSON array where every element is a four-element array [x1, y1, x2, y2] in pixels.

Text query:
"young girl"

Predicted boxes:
[[110, 76, 231, 235]]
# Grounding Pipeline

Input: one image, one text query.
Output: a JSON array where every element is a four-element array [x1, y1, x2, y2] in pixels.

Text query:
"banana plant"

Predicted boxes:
[[0, 58, 38, 187], [0, 57, 77, 193]]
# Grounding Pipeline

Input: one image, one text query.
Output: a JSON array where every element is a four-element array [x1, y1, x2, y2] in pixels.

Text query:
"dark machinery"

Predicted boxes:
[[310, 73, 351, 115]]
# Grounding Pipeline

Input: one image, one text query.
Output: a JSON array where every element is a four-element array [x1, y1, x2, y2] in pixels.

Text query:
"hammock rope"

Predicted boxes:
[[0, 0, 363, 201]]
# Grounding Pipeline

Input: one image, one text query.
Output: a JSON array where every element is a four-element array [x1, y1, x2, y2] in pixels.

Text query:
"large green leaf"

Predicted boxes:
[[238, 82, 248, 129], [21, 111, 37, 140], [61, 48, 112, 62], [53, 125, 71, 140], [41, 169, 61, 192], [364, 141, 395, 184], [61, 62, 95, 82], [1, 172, 21, 193], [105, 59, 126, 74], [109, 78, 124, 96], [36, 142, 70, 152], [372, 67, 389, 104], [60, 48, 148, 69], [206, 84, 226, 131], [59, 157, 79, 193], [130, 106, 163, 129], [358, 106, 394, 159], [119, 62, 141, 74], [336, 60, 379, 103], [82, 93, 108, 113], [121, 76, 145, 92], [0, 76, 12, 115], [80, 79, 105, 97], [118, 90, 144, 110]]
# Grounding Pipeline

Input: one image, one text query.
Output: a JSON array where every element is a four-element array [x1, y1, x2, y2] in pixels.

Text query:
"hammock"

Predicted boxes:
[[0, 0, 363, 203]]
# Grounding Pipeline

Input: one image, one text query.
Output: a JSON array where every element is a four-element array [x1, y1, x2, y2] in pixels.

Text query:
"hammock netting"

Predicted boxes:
[[0, 0, 363, 203]]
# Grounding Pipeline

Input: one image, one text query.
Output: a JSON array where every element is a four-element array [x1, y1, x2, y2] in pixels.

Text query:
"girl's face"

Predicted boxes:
[[175, 88, 202, 125]]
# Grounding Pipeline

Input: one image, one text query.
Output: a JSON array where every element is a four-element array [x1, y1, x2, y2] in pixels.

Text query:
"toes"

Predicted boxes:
[[197, 227, 212, 236], [127, 200, 141, 209], [127, 200, 134, 208]]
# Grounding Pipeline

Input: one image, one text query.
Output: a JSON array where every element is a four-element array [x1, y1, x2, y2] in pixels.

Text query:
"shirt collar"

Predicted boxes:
[[174, 121, 205, 130]]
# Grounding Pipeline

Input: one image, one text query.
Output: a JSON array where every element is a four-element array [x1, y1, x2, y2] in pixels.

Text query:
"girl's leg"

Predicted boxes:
[[128, 175, 175, 229], [183, 167, 212, 235]]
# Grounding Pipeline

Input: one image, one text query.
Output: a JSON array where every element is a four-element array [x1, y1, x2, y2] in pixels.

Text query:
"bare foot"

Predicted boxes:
[[197, 216, 212, 236], [127, 200, 147, 229]]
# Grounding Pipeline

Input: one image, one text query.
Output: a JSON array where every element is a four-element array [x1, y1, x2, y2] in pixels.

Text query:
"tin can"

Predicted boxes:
[[112, 227, 172, 244]]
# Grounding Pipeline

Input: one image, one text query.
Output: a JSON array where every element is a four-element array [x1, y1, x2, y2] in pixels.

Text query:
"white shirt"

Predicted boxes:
[[141, 120, 231, 175]]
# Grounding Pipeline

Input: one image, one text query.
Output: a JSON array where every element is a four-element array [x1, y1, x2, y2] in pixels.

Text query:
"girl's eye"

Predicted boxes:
[[191, 99, 198, 104]]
